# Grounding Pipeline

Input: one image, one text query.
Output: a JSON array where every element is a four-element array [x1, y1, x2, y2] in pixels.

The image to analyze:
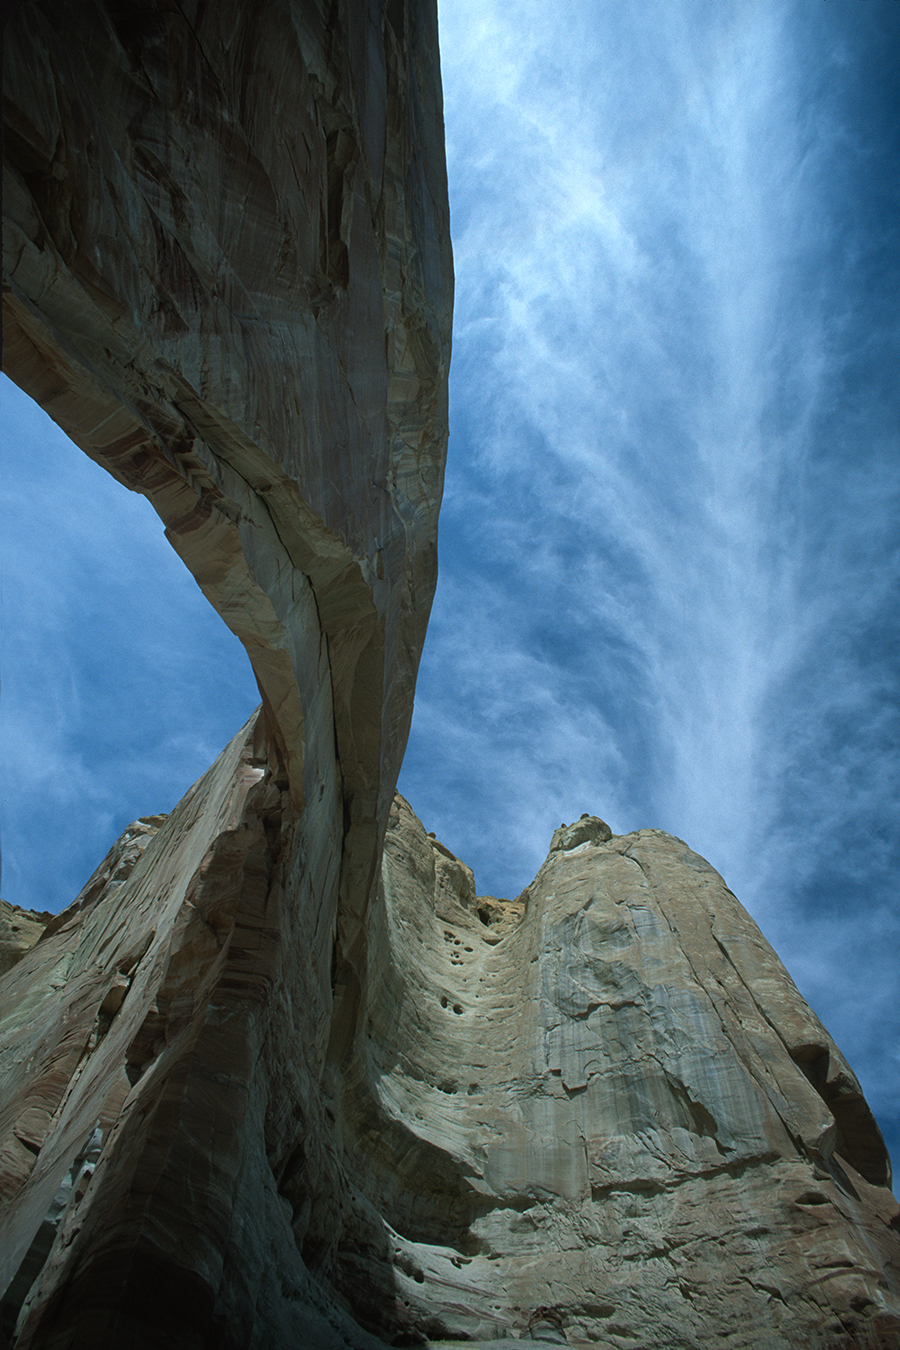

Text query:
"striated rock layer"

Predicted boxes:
[[0, 714, 388, 1348], [0, 906, 51, 980], [360, 800, 900, 1347], [3, 2, 451, 1340], [2, 774, 898, 1348], [3, 3, 900, 1349], [3, 0, 453, 1055]]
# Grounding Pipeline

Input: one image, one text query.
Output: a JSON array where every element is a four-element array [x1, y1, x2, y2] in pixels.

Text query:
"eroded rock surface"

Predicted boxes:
[[0, 713, 388, 1348], [345, 799, 900, 1348], [4, 785, 897, 1348], [3, 0, 453, 1060], [0, 905, 51, 980], [3, 3, 900, 1349], [3, 4, 450, 1339]]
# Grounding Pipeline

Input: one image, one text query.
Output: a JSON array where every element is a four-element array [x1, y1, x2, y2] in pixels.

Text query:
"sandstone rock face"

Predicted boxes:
[[4, 4, 900, 1349], [0, 905, 51, 980], [3, 784, 898, 1348], [3, 0, 453, 1037], [0, 712, 388, 1348], [3, 5, 450, 1339], [347, 800, 900, 1348]]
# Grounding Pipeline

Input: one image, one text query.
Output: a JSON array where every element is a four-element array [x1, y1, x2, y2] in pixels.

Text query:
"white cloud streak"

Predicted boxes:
[[401, 0, 900, 1161]]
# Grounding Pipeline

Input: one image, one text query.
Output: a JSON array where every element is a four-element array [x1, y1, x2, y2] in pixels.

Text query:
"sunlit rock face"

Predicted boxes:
[[4, 781, 898, 1348], [0, 905, 51, 980], [3, 3, 900, 1349], [353, 799, 900, 1348]]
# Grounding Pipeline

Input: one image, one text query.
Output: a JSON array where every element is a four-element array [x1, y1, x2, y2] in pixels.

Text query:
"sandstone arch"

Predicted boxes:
[[4, 5, 900, 1349]]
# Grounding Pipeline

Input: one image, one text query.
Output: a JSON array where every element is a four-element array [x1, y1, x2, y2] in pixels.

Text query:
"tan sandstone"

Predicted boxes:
[[354, 800, 900, 1346], [2, 784, 898, 1347], [0, 906, 51, 981], [3, 0, 450, 1343], [3, 0, 453, 1022], [3, 3, 899, 1348]]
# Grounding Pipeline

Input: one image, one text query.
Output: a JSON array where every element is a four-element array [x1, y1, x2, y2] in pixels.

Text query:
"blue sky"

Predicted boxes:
[[2, 0, 899, 1174]]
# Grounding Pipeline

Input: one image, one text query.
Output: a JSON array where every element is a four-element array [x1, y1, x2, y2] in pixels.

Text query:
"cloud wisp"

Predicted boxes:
[[400, 0, 900, 1161]]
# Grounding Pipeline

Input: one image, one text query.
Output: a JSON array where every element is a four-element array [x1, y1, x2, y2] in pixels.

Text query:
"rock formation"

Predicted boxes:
[[0, 906, 51, 980], [2, 2, 899, 1348], [3, 0, 453, 939], [2, 774, 899, 1347], [367, 801, 900, 1346]]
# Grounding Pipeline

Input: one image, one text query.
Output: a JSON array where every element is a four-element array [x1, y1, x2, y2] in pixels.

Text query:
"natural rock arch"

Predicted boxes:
[[2, 4, 899, 1348]]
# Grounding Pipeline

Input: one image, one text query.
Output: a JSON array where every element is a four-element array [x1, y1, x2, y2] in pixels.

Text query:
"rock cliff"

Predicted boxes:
[[366, 800, 900, 1346], [2, 2, 899, 1348], [2, 773, 899, 1347]]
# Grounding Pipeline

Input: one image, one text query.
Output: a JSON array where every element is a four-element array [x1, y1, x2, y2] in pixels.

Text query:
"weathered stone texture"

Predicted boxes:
[[4, 785, 897, 1348], [3, 5, 450, 1338], [0, 905, 51, 980], [2, 0, 452, 956], [4, 2, 900, 1348], [0, 713, 385, 1348], [346, 800, 900, 1347]]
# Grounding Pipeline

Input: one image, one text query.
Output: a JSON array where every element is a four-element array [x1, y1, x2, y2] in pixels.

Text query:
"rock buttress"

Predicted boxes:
[[0, 713, 385, 1348], [338, 797, 900, 1348]]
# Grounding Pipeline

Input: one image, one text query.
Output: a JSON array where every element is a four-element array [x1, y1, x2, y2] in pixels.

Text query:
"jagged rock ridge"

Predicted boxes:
[[2, 2, 899, 1348]]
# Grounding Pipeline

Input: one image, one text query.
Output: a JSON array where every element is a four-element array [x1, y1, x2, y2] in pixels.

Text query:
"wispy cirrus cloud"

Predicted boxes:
[[400, 0, 900, 1164]]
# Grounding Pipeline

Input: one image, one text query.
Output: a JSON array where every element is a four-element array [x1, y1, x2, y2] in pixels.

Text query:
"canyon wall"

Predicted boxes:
[[3, 2, 900, 1348], [3, 0, 452, 977], [2, 772, 899, 1348]]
